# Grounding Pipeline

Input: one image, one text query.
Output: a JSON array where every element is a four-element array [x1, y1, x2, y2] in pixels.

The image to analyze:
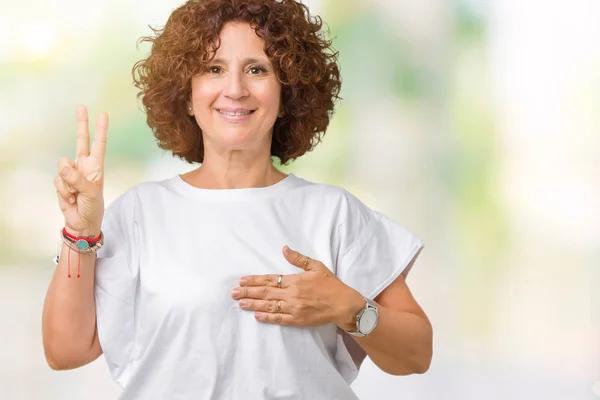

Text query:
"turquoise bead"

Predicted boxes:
[[75, 240, 89, 250]]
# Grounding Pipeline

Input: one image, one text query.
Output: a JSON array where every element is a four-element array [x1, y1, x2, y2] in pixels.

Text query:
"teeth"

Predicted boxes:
[[218, 110, 252, 116]]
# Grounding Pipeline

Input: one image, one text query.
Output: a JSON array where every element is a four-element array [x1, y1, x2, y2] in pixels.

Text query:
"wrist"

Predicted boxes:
[[335, 287, 366, 331], [64, 226, 101, 238]]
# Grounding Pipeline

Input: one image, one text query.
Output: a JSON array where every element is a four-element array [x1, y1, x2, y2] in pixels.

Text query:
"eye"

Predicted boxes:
[[248, 66, 267, 75], [208, 65, 222, 74]]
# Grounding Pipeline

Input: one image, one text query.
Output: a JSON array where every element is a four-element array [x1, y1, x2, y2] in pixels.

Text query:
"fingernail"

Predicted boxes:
[[239, 299, 248, 307], [61, 167, 71, 177], [69, 197, 75, 204], [231, 288, 240, 298], [239, 279, 248, 286]]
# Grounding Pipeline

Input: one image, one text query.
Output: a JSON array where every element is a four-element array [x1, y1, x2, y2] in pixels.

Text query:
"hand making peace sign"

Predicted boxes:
[[54, 105, 108, 237]]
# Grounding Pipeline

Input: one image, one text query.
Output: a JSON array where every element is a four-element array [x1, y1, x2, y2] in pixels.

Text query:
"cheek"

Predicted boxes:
[[191, 80, 219, 108], [253, 84, 281, 110]]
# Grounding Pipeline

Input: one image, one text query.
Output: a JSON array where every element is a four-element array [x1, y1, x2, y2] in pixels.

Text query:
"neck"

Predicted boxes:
[[183, 153, 286, 190]]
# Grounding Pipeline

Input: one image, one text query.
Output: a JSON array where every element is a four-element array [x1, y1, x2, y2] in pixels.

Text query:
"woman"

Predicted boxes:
[[42, 0, 432, 399]]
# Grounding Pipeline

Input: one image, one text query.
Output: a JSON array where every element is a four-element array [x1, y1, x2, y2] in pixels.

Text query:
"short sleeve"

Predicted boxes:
[[94, 189, 139, 386], [332, 192, 424, 376], [335, 194, 423, 300]]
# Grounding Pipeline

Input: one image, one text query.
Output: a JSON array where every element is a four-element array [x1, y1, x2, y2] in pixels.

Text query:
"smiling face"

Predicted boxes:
[[189, 22, 282, 155]]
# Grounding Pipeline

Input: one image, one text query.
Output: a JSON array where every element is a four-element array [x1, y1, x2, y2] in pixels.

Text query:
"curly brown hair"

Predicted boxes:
[[132, 0, 342, 165]]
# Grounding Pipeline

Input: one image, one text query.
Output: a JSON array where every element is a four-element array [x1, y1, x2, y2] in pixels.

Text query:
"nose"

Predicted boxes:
[[223, 71, 249, 100]]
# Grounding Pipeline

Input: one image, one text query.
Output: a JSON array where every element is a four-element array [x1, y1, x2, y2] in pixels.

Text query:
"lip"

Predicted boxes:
[[216, 108, 255, 113], [215, 108, 256, 121]]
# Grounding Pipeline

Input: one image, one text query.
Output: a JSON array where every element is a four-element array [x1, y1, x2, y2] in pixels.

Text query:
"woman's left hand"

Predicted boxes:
[[232, 246, 365, 329]]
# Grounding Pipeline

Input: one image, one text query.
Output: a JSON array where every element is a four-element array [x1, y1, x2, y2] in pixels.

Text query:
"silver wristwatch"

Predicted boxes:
[[346, 297, 379, 337]]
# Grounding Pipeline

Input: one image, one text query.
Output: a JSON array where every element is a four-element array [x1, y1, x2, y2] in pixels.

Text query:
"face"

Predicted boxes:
[[189, 22, 282, 154]]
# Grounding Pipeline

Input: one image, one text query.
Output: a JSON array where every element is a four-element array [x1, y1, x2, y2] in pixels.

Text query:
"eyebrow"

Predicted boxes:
[[210, 57, 270, 65]]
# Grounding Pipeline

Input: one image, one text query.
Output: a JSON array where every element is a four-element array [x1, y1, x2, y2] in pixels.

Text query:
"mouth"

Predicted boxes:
[[216, 109, 256, 116]]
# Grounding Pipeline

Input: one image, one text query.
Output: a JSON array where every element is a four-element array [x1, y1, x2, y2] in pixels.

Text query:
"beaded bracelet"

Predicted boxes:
[[61, 228, 104, 253], [56, 228, 104, 278]]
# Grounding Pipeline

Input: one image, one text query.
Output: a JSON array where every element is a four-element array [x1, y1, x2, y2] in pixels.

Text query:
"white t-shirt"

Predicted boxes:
[[94, 173, 423, 400]]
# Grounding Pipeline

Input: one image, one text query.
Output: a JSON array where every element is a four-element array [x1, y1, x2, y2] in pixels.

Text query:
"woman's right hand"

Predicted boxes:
[[54, 105, 108, 237]]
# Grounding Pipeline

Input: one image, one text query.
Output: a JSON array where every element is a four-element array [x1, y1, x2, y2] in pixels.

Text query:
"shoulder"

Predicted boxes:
[[294, 177, 347, 200], [129, 176, 178, 200], [105, 176, 179, 208], [293, 175, 374, 226], [102, 176, 181, 223]]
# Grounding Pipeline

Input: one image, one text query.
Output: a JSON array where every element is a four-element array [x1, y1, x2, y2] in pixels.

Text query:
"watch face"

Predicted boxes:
[[359, 308, 378, 334]]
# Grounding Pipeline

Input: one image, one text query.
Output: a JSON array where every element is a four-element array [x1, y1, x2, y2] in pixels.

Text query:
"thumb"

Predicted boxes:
[[59, 166, 94, 194], [283, 245, 316, 271]]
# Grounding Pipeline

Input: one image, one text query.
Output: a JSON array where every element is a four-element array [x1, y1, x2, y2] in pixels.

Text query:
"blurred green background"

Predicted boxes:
[[1, 0, 598, 399]]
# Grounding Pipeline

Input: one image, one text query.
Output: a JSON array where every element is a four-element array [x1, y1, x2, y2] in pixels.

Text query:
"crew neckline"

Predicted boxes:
[[169, 172, 301, 201]]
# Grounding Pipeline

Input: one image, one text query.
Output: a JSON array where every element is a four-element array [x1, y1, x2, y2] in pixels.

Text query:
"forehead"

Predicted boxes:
[[213, 21, 268, 59]]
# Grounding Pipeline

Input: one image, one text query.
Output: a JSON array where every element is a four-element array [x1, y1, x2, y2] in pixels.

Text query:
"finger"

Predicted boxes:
[[240, 274, 292, 288], [57, 157, 78, 192], [59, 164, 94, 194], [239, 299, 288, 314], [56, 190, 71, 212], [54, 175, 76, 204], [232, 286, 286, 300], [54, 171, 77, 194], [254, 312, 296, 326], [57, 156, 76, 172], [90, 112, 109, 161], [282, 245, 315, 271], [75, 105, 90, 158]]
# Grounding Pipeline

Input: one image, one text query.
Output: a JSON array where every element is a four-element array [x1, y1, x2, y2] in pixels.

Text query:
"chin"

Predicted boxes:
[[216, 131, 261, 150]]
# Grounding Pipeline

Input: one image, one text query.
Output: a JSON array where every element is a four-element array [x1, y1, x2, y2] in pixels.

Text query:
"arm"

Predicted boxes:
[[42, 240, 103, 370], [45, 106, 109, 370], [340, 257, 433, 375]]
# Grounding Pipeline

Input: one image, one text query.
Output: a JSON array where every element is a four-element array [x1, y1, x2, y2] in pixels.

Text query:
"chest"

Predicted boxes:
[[135, 202, 338, 322]]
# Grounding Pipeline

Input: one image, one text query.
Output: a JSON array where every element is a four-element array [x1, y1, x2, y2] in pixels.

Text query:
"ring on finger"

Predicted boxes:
[[302, 256, 311, 269], [275, 300, 282, 314], [277, 274, 283, 288]]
